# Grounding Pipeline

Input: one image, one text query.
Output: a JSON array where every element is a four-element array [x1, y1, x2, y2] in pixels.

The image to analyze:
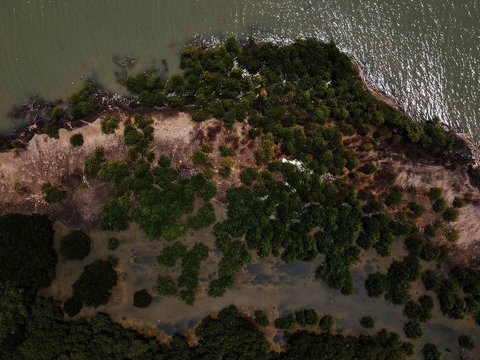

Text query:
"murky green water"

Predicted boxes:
[[0, 0, 479, 138]]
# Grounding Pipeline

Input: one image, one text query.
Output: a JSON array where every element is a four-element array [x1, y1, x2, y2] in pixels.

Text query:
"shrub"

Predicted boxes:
[[452, 197, 465, 208], [365, 272, 388, 297], [41, 183, 66, 203], [133, 289, 152, 308], [442, 207, 459, 222], [384, 188, 403, 206], [201, 143, 214, 153], [432, 198, 447, 213], [422, 343, 441, 360], [219, 144, 235, 157], [458, 334, 474, 350], [360, 316, 374, 329], [100, 197, 130, 231], [60, 230, 91, 260], [157, 242, 187, 266], [274, 314, 296, 329], [295, 309, 319, 327], [157, 275, 177, 296], [52, 106, 66, 120], [84, 147, 106, 175], [188, 203, 216, 229], [63, 297, 82, 317], [428, 187, 443, 202], [445, 228, 459, 242], [42, 122, 59, 139], [407, 201, 424, 217], [254, 310, 269, 327], [72, 260, 118, 308], [319, 315, 334, 331], [360, 162, 377, 174], [403, 320, 422, 339], [240, 168, 260, 186], [107, 237, 120, 251], [70, 133, 84, 147], [219, 165, 232, 178], [108, 255, 119, 267], [192, 150, 208, 165], [100, 117, 119, 134]]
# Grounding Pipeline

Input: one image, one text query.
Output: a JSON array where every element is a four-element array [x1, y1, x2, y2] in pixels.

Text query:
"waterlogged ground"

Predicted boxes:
[[40, 203, 480, 358]]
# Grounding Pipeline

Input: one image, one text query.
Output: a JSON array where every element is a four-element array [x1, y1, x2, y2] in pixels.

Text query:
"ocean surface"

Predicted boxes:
[[0, 0, 478, 138]]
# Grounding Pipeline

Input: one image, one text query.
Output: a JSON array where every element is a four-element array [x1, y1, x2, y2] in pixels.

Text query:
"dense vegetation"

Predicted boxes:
[[0, 214, 57, 292], [71, 259, 118, 308], [1, 297, 414, 360], [60, 230, 92, 260]]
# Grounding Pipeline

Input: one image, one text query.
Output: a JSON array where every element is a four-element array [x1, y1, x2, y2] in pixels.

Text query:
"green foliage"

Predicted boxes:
[[107, 237, 120, 251], [255, 135, 275, 163], [403, 296, 433, 322], [157, 243, 209, 304], [319, 315, 334, 331], [365, 272, 388, 297], [281, 330, 412, 360], [59, 230, 91, 260], [384, 188, 403, 207], [254, 310, 269, 327], [98, 160, 129, 182], [84, 147, 106, 175], [240, 167, 260, 186], [360, 316, 374, 329], [194, 305, 269, 359], [219, 144, 235, 157], [187, 203, 216, 229], [274, 314, 296, 329], [63, 296, 82, 317], [452, 197, 465, 208], [219, 165, 232, 178], [100, 196, 130, 231], [51, 106, 65, 121], [100, 116, 120, 134], [133, 289, 152, 308], [458, 334, 474, 350], [0, 214, 57, 291], [295, 309, 319, 327], [432, 198, 447, 213], [157, 242, 187, 266], [422, 343, 442, 360], [407, 201, 424, 217], [442, 207, 459, 222], [69, 133, 84, 147], [428, 187, 444, 202], [0, 281, 31, 342], [41, 183, 66, 203], [68, 80, 97, 119], [156, 275, 177, 296], [192, 149, 209, 165], [72, 259, 117, 308], [403, 320, 422, 339], [360, 162, 377, 174], [41, 122, 59, 138]]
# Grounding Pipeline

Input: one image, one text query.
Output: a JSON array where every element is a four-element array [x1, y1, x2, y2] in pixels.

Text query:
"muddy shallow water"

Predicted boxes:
[[41, 203, 479, 358]]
